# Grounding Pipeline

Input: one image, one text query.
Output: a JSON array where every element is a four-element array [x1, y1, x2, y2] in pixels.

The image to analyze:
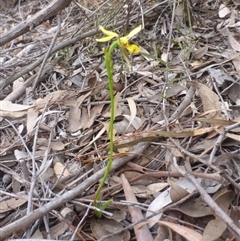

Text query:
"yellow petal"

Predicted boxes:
[[125, 43, 141, 54], [126, 25, 142, 39], [96, 36, 116, 42], [99, 25, 119, 38], [119, 37, 128, 47]]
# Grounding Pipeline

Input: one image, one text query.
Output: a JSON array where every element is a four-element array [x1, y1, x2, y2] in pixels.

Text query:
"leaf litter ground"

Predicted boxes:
[[0, 0, 240, 240]]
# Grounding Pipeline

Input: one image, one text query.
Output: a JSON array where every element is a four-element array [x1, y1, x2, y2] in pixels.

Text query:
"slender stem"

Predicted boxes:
[[93, 44, 118, 216]]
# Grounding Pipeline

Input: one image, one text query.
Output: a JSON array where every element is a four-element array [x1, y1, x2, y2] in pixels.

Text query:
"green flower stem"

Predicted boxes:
[[93, 41, 119, 218], [109, 40, 119, 55]]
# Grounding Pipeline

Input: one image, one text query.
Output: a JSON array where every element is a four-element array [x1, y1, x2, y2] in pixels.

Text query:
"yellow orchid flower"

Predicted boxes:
[[96, 25, 142, 54]]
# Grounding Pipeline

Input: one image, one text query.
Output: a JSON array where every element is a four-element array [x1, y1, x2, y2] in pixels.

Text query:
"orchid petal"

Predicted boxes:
[[119, 37, 128, 47], [99, 25, 119, 38], [96, 36, 116, 42], [125, 43, 141, 54], [126, 25, 142, 39]]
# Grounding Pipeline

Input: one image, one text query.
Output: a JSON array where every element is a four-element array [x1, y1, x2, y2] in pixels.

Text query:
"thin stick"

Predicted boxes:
[[209, 122, 240, 164], [32, 14, 62, 91]]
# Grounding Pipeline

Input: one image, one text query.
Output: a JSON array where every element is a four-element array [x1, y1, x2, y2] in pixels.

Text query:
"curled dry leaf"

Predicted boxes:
[[61, 207, 79, 224]]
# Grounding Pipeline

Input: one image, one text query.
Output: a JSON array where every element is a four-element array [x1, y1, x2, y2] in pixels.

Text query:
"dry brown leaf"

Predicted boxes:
[[87, 125, 106, 147], [136, 70, 163, 82], [50, 140, 65, 151], [91, 218, 126, 241], [226, 132, 240, 142], [165, 83, 186, 98], [231, 50, 240, 75], [147, 177, 197, 228], [126, 97, 137, 130], [131, 185, 154, 198], [67, 104, 81, 132], [0, 100, 33, 112], [67, 92, 92, 132], [189, 137, 217, 156], [122, 115, 142, 130], [161, 52, 168, 62], [175, 0, 184, 26], [35, 90, 67, 109], [61, 207, 79, 224], [228, 82, 240, 103], [193, 127, 214, 136], [190, 60, 209, 69], [230, 206, 240, 229], [49, 222, 69, 239], [169, 178, 189, 202], [114, 117, 136, 135], [157, 221, 203, 241], [114, 92, 121, 118], [213, 152, 235, 166], [203, 190, 235, 241], [76, 107, 88, 130], [14, 149, 28, 161], [37, 157, 53, 179], [203, 219, 227, 241], [0, 195, 28, 213], [121, 174, 154, 241], [147, 183, 169, 193], [82, 104, 104, 130], [152, 130, 194, 138], [228, 31, 240, 52], [192, 45, 208, 59], [27, 108, 39, 133], [175, 196, 212, 217], [197, 118, 235, 125], [53, 161, 70, 179], [190, 82, 221, 118]]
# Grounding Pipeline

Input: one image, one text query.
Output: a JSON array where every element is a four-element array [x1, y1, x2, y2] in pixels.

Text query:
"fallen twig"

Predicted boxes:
[[209, 122, 240, 164], [32, 14, 62, 91]]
